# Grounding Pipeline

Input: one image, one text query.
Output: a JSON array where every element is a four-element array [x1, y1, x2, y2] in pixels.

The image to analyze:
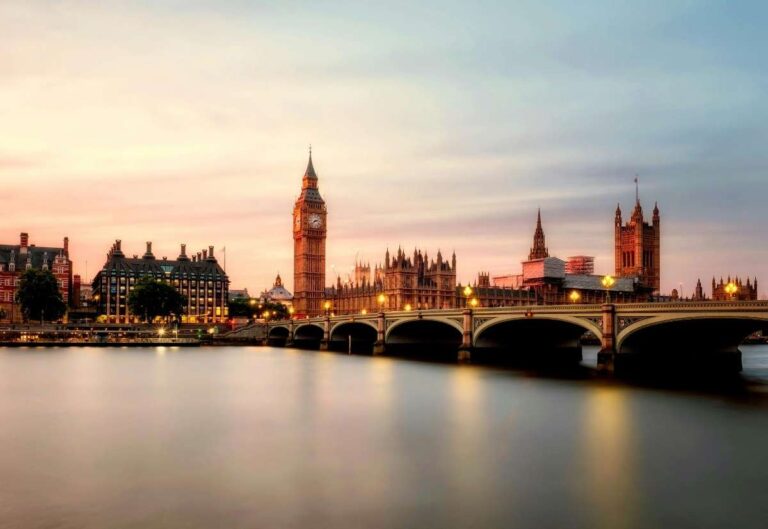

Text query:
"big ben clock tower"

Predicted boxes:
[[293, 148, 327, 316]]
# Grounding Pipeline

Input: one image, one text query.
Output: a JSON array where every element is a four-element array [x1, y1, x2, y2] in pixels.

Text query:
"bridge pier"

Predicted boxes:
[[285, 320, 295, 347], [457, 308, 473, 363], [261, 323, 269, 346], [373, 312, 386, 355], [319, 316, 330, 351], [597, 303, 616, 374]]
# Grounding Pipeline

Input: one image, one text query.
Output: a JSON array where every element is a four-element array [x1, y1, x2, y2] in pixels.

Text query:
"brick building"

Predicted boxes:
[[0, 232, 73, 322], [91, 240, 229, 323], [710, 276, 758, 301], [484, 209, 652, 306], [615, 197, 660, 294], [326, 248, 458, 314]]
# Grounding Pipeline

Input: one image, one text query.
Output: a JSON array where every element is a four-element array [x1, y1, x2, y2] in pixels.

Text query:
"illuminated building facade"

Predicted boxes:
[[486, 210, 651, 305], [293, 150, 327, 317], [710, 276, 758, 301], [0, 232, 73, 322], [92, 241, 229, 323], [326, 249, 457, 314], [615, 198, 660, 294]]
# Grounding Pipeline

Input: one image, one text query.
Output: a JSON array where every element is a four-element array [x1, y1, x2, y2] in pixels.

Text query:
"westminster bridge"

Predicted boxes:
[[226, 301, 768, 373]]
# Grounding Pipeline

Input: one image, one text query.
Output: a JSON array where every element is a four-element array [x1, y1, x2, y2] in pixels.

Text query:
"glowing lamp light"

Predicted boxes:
[[404, 303, 412, 312], [377, 293, 386, 305], [361, 308, 368, 315], [725, 282, 738, 298], [470, 297, 479, 308], [323, 300, 331, 311], [601, 275, 616, 303], [463, 285, 473, 298], [569, 290, 581, 303], [158, 328, 166, 337]]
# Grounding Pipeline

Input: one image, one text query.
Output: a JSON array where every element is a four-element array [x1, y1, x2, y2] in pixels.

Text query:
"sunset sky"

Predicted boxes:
[[1, 1, 766, 297]]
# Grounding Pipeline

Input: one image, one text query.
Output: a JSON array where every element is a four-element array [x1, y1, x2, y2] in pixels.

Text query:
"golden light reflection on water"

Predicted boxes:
[[581, 386, 638, 529], [447, 367, 491, 509], [369, 357, 394, 409]]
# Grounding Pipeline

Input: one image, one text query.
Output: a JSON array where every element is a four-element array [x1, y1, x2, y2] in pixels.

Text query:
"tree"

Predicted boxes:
[[228, 298, 289, 320], [16, 269, 67, 323], [127, 279, 186, 324]]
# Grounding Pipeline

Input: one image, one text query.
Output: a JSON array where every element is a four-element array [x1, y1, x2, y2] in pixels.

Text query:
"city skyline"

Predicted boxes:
[[1, 1, 766, 297]]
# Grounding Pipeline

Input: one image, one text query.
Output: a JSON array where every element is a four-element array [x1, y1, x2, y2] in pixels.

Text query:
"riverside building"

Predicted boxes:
[[91, 240, 229, 323], [0, 232, 73, 322], [326, 249, 458, 315]]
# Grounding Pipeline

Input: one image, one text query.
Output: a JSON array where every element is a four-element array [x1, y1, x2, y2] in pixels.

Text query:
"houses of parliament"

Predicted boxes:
[[292, 150, 456, 317], [292, 151, 664, 317]]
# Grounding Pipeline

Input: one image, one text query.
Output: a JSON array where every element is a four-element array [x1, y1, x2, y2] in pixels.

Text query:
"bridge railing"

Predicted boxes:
[[261, 300, 768, 327]]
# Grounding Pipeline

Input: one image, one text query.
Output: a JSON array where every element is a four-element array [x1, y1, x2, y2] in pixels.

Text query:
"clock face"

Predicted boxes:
[[308, 214, 322, 229]]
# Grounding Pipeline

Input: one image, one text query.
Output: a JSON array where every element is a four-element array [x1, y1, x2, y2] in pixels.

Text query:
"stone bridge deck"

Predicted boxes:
[[224, 301, 768, 374]]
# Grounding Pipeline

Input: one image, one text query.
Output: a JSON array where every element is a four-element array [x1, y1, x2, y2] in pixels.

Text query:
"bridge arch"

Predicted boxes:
[[293, 323, 324, 343], [614, 313, 768, 373], [329, 321, 379, 353], [330, 320, 378, 337], [267, 325, 290, 338], [385, 318, 463, 358], [267, 325, 290, 345], [472, 315, 600, 365]]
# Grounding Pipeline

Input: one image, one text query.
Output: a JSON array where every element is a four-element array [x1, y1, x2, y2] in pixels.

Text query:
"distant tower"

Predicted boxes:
[[293, 148, 327, 316], [693, 278, 704, 300], [614, 187, 661, 293], [528, 209, 549, 260]]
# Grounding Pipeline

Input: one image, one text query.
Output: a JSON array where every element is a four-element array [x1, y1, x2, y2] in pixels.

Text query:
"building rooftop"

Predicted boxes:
[[562, 274, 636, 293]]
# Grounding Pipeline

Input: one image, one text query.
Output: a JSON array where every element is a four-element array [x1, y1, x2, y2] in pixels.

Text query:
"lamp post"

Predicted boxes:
[[377, 293, 386, 312], [725, 281, 738, 301], [463, 285, 473, 308], [569, 290, 581, 304], [469, 297, 479, 308], [404, 303, 412, 312], [323, 300, 331, 317], [288, 306, 295, 320], [601, 275, 615, 303]]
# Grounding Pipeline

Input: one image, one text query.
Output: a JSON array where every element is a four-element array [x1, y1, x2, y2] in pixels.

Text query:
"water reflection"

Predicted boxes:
[[580, 387, 638, 529], [0, 346, 766, 528]]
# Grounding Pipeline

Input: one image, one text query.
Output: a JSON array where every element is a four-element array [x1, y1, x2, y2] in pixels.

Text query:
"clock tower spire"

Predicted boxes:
[[293, 147, 327, 316]]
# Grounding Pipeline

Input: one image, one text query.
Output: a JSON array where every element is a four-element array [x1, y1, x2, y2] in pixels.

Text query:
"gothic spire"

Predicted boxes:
[[304, 145, 317, 179], [528, 208, 549, 260]]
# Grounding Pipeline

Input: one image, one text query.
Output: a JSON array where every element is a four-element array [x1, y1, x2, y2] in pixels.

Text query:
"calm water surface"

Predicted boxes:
[[1, 345, 767, 529]]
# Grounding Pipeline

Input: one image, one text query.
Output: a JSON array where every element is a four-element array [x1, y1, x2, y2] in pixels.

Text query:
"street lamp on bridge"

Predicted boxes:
[[323, 300, 332, 317], [569, 290, 581, 303], [725, 282, 738, 300], [377, 293, 386, 312], [463, 285, 473, 308], [601, 275, 615, 303]]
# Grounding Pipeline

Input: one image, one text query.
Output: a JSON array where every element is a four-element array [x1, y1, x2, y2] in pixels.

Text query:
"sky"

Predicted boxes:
[[1, 0, 766, 298]]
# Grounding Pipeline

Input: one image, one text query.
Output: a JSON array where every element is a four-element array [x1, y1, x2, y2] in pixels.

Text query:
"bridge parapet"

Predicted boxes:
[[252, 302, 768, 373]]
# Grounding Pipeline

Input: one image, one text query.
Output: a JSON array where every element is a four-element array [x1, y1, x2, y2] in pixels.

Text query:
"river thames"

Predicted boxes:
[[1, 345, 767, 528]]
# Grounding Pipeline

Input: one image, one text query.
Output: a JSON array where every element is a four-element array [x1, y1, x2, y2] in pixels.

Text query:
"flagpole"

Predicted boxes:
[[634, 174, 639, 202]]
